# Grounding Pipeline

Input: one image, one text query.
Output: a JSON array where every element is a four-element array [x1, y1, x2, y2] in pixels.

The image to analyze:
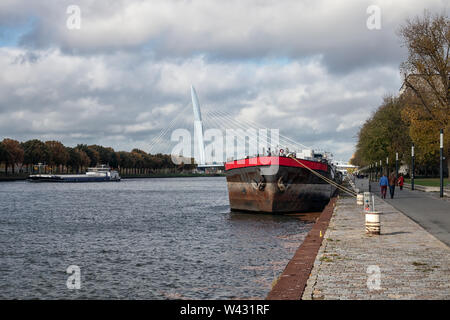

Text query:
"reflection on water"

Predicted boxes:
[[0, 177, 314, 299], [285, 212, 322, 223]]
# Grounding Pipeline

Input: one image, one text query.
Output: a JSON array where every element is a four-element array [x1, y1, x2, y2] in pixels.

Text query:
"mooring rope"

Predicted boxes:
[[287, 155, 358, 197]]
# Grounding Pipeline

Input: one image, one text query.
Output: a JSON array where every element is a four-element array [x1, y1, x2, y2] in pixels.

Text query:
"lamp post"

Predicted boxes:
[[411, 144, 415, 191], [380, 159, 382, 177], [440, 129, 444, 198], [396, 152, 399, 177], [386, 156, 389, 176], [375, 162, 378, 180]]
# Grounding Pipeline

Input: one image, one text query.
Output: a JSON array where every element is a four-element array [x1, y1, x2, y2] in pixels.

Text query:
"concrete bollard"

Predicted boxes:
[[357, 194, 364, 205], [365, 211, 381, 235]]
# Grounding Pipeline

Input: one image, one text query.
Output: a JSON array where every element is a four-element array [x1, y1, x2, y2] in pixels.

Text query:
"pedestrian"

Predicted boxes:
[[379, 173, 388, 199], [388, 172, 397, 199], [398, 174, 404, 191]]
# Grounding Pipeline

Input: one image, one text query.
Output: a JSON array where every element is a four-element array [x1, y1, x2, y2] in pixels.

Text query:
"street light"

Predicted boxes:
[[411, 144, 415, 191], [396, 152, 399, 177], [440, 129, 444, 198], [386, 156, 389, 175], [375, 162, 378, 180]]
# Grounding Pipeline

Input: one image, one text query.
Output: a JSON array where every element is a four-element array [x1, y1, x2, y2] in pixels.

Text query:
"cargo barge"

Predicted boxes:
[[225, 154, 338, 213], [28, 166, 120, 182]]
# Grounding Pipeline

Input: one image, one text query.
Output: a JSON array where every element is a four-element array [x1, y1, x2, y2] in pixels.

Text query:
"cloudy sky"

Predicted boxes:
[[0, 0, 447, 161]]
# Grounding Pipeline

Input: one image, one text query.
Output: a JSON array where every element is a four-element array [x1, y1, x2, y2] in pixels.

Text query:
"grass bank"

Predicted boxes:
[[405, 178, 449, 187]]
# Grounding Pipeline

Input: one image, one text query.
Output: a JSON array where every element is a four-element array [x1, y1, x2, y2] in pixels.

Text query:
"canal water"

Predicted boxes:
[[0, 177, 314, 299]]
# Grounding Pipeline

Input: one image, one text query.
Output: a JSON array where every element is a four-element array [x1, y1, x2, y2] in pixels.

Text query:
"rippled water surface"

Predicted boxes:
[[0, 177, 313, 299]]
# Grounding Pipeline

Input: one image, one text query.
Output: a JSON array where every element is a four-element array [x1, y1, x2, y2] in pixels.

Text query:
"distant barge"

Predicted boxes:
[[28, 166, 121, 182]]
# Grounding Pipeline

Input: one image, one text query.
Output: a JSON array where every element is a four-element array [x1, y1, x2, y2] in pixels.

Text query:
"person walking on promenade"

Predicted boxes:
[[398, 174, 404, 191], [388, 172, 397, 199], [379, 173, 388, 199]]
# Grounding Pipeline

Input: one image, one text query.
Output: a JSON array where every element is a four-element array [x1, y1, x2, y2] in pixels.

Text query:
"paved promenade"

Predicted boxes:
[[302, 196, 450, 300], [370, 181, 450, 246]]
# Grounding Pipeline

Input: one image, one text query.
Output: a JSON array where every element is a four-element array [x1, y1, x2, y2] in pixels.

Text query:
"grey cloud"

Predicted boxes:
[[2, 0, 446, 72]]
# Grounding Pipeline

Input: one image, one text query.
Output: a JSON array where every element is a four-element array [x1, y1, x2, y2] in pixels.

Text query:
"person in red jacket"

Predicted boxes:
[[398, 174, 404, 190]]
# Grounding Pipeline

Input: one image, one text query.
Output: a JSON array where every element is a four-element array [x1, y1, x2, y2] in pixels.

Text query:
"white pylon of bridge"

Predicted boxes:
[[191, 86, 206, 166]]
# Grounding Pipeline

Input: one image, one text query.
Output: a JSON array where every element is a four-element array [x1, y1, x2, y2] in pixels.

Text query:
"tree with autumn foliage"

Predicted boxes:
[[66, 147, 91, 173], [0, 143, 7, 165], [77, 148, 91, 171], [1, 138, 24, 174], [352, 96, 411, 168], [0, 138, 193, 175], [399, 11, 450, 173], [46, 141, 69, 172], [22, 139, 50, 167], [353, 12, 449, 177], [76, 144, 100, 167]]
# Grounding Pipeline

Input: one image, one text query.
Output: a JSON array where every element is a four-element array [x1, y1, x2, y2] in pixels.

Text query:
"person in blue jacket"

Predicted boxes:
[[379, 173, 388, 199]]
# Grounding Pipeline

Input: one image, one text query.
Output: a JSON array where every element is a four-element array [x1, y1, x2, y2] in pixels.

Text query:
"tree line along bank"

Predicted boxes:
[[0, 139, 195, 175]]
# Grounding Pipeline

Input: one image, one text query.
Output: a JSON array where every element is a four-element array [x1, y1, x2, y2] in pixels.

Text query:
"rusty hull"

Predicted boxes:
[[225, 165, 335, 213]]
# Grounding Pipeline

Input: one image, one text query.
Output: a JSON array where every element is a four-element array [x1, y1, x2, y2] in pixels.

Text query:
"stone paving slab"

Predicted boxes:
[[302, 196, 450, 300], [267, 198, 337, 300]]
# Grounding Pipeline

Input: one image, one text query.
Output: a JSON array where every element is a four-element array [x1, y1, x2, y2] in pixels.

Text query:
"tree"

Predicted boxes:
[[45, 141, 69, 172], [66, 147, 81, 173], [130, 149, 146, 174], [399, 11, 449, 121], [0, 143, 7, 173], [76, 144, 99, 167], [88, 145, 117, 166], [117, 151, 134, 172], [2, 138, 24, 174], [110, 151, 120, 168], [399, 11, 450, 174], [353, 96, 411, 169], [78, 148, 91, 171], [22, 139, 50, 166]]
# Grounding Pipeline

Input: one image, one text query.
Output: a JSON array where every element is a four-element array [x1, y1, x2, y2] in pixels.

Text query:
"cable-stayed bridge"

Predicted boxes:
[[147, 86, 328, 169]]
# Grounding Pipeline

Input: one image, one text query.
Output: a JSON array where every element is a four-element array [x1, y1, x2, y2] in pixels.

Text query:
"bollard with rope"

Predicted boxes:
[[287, 155, 358, 198], [287, 155, 382, 235]]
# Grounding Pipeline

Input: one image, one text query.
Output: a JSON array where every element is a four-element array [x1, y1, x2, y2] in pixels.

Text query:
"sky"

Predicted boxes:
[[0, 0, 448, 162]]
